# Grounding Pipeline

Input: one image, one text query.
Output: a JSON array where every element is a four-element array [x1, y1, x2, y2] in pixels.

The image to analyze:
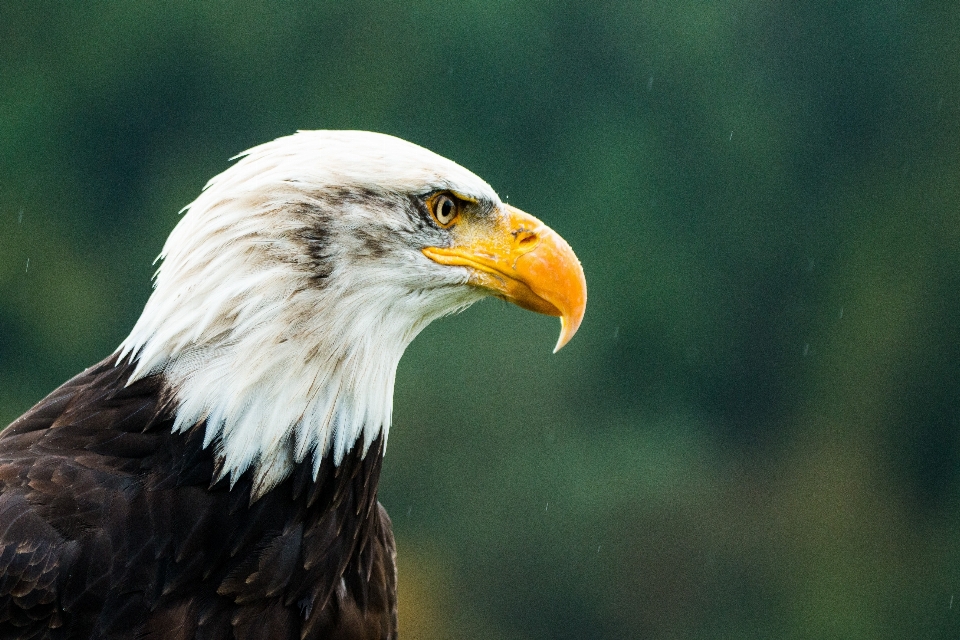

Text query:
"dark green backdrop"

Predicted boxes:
[[3, 1, 960, 637]]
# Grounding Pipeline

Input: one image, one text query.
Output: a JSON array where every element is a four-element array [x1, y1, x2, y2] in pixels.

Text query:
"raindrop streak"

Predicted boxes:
[[18, 209, 23, 224], [25, 258, 30, 273], [803, 343, 809, 357], [950, 595, 954, 609], [544, 502, 549, 512], [839, 307, 844, 319]]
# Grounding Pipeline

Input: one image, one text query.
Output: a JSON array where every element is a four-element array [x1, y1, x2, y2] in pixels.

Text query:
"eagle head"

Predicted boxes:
[[117, 130, 587, 496]]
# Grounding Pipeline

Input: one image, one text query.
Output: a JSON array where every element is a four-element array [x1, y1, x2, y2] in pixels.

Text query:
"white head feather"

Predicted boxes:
[[117, 130, 502, 496]]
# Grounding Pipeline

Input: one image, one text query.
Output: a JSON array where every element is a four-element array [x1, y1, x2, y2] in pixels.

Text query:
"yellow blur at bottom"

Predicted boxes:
[[396, 541, 525, 640]]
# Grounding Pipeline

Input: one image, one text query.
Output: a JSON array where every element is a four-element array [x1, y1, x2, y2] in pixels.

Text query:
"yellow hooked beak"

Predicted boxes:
[[423, 205, 587, 352]]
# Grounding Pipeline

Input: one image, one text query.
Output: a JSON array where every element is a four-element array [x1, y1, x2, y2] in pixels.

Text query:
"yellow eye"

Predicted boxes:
[[429, 193, 460, 228]]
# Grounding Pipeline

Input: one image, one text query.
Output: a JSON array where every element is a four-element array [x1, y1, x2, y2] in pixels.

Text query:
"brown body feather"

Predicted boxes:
[[0, 356, 398, 639]]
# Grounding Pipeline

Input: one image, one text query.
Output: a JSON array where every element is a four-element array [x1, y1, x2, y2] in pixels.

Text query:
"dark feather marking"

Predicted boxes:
[[405, 195, 440, 235], [293, 189, 441, 277], [0, 356, 398, 639], [355, 228, 390, 260], [294, 201, 336, 282]]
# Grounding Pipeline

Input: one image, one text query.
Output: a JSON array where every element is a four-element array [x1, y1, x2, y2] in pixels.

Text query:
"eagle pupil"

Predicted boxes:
[[437, 197, 455, 224]]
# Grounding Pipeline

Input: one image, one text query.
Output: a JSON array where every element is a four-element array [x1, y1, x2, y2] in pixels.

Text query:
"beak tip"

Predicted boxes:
[[551, 308, 584, 354]]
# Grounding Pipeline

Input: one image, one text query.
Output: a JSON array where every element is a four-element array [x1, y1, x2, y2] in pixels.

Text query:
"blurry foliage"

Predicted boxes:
[[3, 0, 960, 637]]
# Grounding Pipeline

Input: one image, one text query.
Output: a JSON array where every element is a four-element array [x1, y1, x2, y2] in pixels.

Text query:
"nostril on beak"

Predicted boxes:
[[513, 229, 540, 253]]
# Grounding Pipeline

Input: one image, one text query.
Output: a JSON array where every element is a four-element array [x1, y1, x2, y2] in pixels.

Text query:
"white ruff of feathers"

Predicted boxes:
[[117, 130, 500, 496]]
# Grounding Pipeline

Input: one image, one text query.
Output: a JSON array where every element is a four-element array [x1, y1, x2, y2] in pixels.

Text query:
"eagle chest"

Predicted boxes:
[[0, 359, 397, 639]]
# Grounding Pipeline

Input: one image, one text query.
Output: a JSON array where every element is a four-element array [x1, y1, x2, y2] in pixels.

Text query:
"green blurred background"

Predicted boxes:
[[3, 1, 960, 637]]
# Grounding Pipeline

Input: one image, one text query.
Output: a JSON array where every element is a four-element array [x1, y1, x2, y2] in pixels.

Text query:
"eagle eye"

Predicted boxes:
[[429, 193, 460, 228]]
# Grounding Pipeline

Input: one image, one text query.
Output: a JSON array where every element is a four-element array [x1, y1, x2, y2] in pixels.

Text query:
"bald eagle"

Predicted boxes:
[[0, 131, 586, 639]]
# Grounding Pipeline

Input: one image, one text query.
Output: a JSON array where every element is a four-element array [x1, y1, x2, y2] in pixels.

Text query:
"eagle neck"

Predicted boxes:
[[117, 274, 429, 499]]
